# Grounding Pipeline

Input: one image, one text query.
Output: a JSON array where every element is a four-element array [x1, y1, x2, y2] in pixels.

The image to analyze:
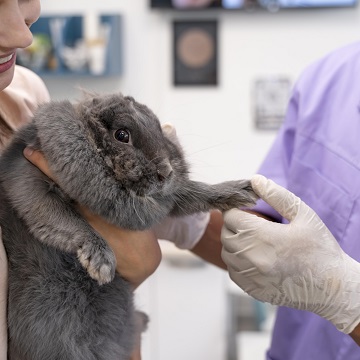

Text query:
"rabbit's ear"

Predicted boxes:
[[76, 91, 101, 115], [162, 123, 181, 147], [74, 86, 97, 100]]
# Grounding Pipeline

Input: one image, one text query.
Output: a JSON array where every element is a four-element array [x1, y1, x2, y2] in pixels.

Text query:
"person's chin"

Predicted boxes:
[[0, 65, 15, 92]]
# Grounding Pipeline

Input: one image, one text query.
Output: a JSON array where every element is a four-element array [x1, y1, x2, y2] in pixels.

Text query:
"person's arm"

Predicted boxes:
[[190, 210, 226, 269], [222, 174, 360, 343], [350, 323, 360, 346], [23, 148, 161, 289]]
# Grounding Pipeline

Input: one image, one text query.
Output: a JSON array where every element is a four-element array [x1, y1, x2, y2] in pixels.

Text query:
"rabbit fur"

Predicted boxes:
[[0, 93, 257, 359]]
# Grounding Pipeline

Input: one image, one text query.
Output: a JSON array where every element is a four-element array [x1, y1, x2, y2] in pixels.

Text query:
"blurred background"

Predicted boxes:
[[22, 1, 360, 358]]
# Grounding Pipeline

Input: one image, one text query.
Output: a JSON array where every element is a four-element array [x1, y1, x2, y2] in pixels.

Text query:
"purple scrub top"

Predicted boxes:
[[253, 41, 360, 359]]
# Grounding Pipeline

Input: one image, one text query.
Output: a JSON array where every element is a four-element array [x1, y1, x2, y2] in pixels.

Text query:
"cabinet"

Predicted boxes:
[[16, 14, 122, 77]]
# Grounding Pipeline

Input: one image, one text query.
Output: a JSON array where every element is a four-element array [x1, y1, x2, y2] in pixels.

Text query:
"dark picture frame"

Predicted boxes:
[[173, 20, 218, 86]]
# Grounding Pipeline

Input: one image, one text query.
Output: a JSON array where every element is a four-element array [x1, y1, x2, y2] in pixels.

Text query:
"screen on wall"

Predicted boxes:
[[150, 0, 357, 9]]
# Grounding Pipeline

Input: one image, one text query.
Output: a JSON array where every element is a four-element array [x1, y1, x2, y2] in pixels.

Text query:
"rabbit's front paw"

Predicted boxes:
[[77, 240, 116, 285], [214, 180, 259, 211]]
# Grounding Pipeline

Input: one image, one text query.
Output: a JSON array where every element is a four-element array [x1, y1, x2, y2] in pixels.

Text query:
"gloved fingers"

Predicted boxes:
[[251, 174, 309, 223], [227, 267, 278, 304], [221, 211, 265, 255], [228, 268, 257, 293], [221, 246, 255, 272], [222, 207, 282, 247], [221, 226, 278, 274], [223, 208, 270, 234], [221, 229, 253, 256]]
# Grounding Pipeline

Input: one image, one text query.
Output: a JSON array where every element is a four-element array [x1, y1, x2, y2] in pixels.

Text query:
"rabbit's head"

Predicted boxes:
[[76, 93, 189, 196], [32, 93, 190, 228]]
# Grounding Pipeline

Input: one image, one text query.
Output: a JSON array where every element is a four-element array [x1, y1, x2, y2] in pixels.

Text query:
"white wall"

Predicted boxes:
[[40, 0, 360, 183]]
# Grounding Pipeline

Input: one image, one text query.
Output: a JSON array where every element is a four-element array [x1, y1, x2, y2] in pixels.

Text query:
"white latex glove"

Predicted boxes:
[[221, 174, 360, 334], [153, 212, 210, 249]]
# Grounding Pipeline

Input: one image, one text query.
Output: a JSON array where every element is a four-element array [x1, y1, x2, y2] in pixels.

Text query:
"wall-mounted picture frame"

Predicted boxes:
[[253, 77, 291, 130], [173, 20, 218, 86]]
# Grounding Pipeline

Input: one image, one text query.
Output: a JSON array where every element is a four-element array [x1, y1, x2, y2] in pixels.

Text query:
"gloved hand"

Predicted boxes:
[[221, 174, 360, 334], [153, 212, 210, 249]]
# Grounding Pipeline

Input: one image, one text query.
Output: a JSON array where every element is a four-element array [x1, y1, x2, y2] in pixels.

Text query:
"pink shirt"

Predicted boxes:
[[0, 65, 50, 149], [0, 65, 49, 359]]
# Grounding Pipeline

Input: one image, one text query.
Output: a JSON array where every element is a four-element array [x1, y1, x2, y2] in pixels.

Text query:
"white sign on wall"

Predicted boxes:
[[253, 77, 291, 130]]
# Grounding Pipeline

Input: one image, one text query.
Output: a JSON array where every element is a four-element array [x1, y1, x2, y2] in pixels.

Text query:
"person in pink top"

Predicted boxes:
[[0, 1, 162, 359], [0, 2, 209, 360], [2, 1, 360, 360], [0, 2, 47, 358]]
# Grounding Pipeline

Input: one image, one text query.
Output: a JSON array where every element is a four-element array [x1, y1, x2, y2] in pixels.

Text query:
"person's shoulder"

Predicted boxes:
[[311, 41, 360, 70], [296, 41, 360, 90], [12, 66, 50, 103], [305, 41, 360, 77], [0, 66, 50, 134], [328, 41, 360, 59]]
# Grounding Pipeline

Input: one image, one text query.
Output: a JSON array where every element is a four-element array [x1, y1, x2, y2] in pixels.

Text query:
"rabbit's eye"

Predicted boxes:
[[114, 129, 130, 143]]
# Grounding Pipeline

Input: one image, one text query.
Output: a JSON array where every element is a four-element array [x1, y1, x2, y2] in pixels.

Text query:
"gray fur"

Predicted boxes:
[[0, 93, 257, 359]]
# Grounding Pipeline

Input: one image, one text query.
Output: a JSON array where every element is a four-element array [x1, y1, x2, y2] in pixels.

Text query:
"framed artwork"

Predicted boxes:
[[253, 77, 291, 130], [173, 20, 218, 86]]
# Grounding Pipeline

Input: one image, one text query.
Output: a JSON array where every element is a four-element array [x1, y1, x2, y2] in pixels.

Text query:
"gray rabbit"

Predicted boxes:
[[0, 93, 257, 360]]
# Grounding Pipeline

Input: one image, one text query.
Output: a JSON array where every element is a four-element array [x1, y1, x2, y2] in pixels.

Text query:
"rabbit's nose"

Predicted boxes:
[[157, 162, 173, 182]]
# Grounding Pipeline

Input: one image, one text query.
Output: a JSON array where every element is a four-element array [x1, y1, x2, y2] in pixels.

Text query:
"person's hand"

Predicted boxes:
[[23, 147, 53, 179], [221, 174, 360, 334], [78, 206, 161, 289], [23, 147, 162, 289]]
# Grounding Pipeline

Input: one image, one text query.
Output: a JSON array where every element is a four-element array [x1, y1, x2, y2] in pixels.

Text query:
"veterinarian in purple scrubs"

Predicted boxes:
[[222, 42, 360, 358], [156, 41, 360, 358]]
